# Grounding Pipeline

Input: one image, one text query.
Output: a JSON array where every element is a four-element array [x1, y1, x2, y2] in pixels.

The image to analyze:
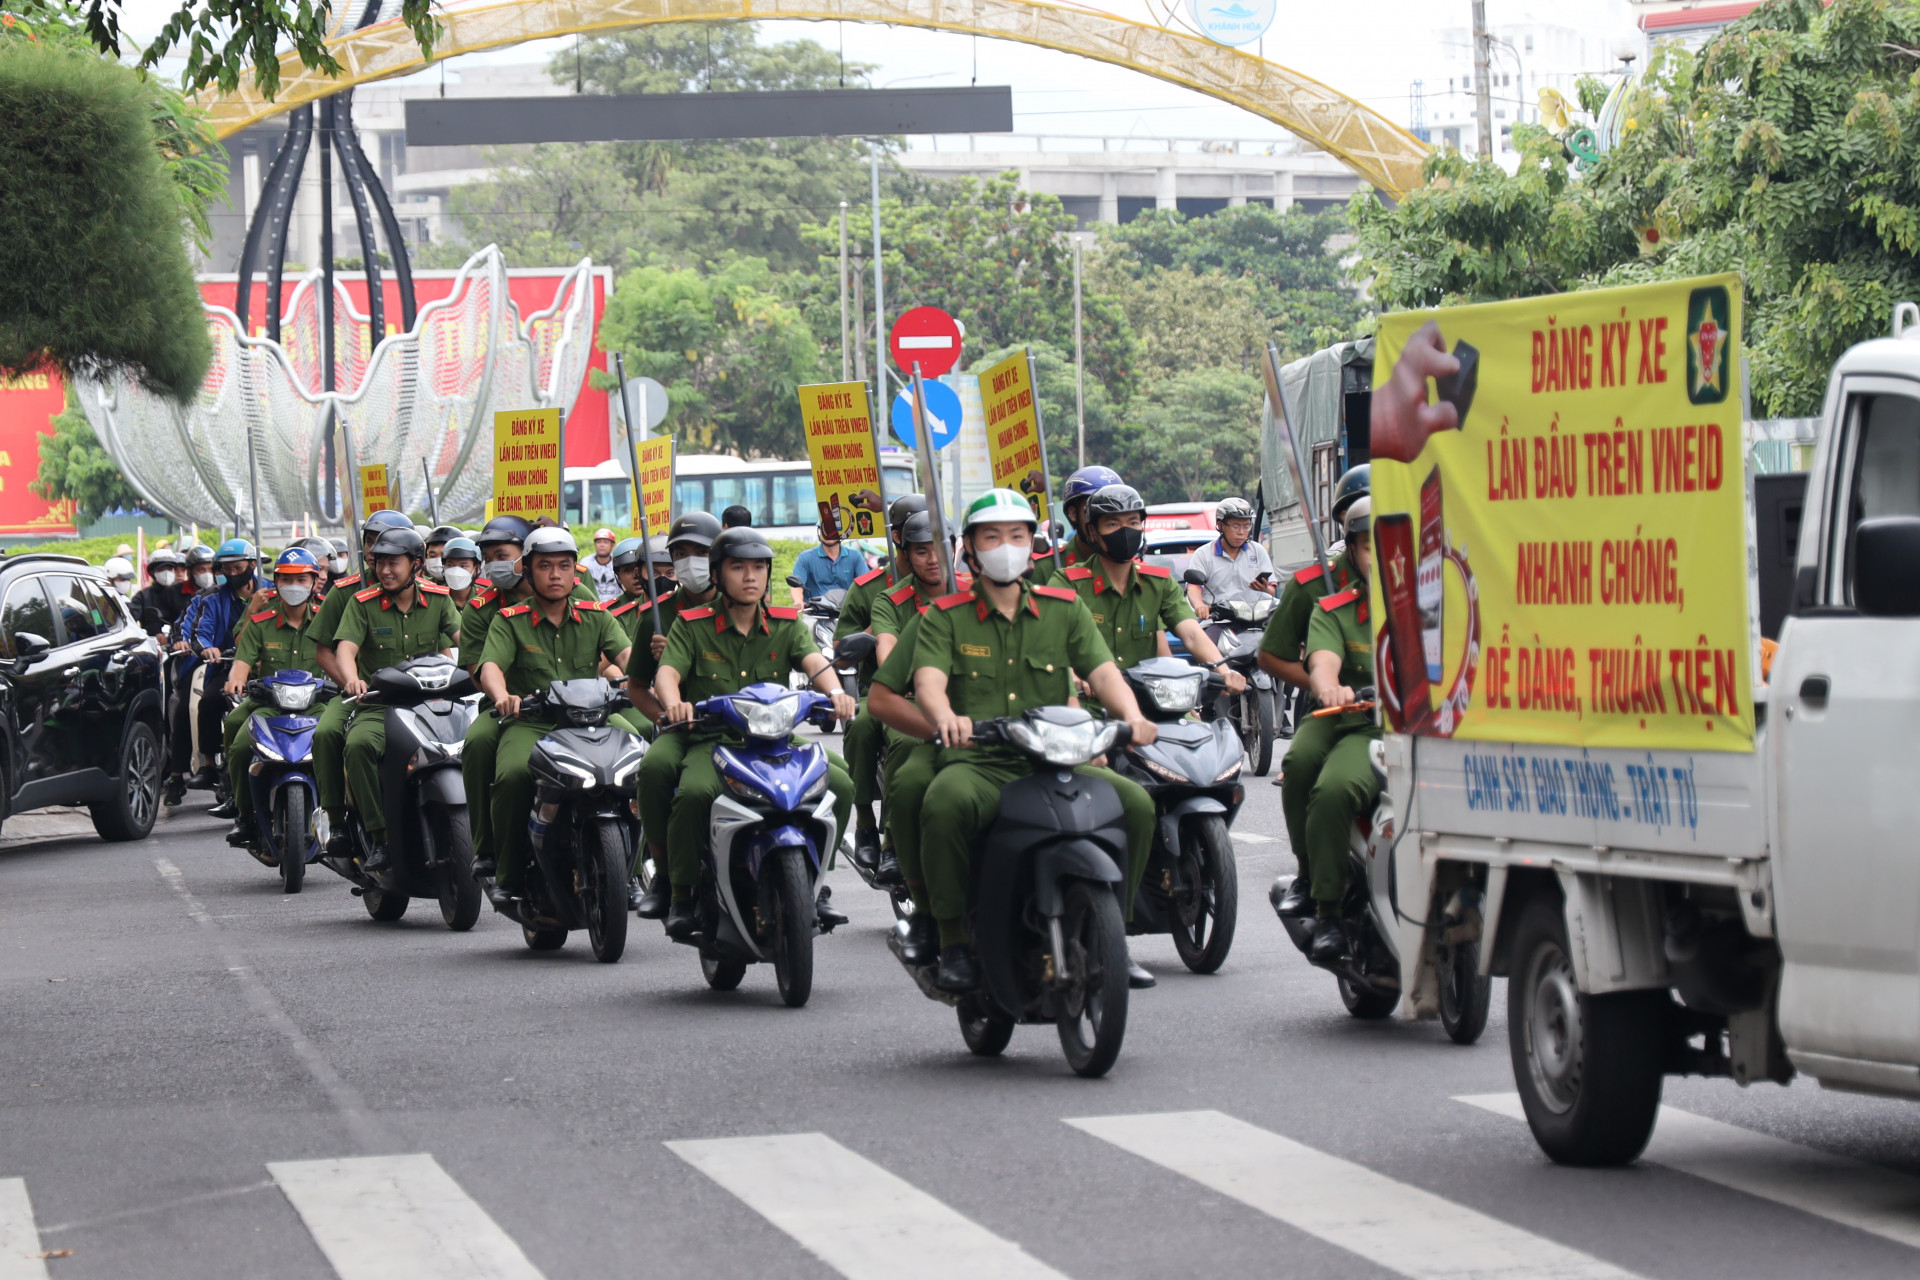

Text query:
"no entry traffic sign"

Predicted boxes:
[[889, 306, 963, 377]]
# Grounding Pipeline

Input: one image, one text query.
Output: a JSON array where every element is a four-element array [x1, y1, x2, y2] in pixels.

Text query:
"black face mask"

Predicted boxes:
[[223, 568, 254, 591], [652, 575, 677, 598], [1097, 526, 1145, 563]]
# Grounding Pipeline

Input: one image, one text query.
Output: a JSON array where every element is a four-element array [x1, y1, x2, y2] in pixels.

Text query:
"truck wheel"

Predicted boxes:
[[1509, 897, 1665, 1166]]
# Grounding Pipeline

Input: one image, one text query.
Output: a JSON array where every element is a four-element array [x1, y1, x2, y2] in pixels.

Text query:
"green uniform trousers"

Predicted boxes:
[[842, 702, 883, 829], [462, 710, 504, 864], [634, 730, 692, 878], [1279, 714, 1382, 906], [665, 744, 854, 902], [487, 716, 648, 892], [919, 753, 1154, 937], [314, 696, 352, 814], [343, 707, 392, 836], [884, 737, 940, 911], [223, 699, 264, 818]]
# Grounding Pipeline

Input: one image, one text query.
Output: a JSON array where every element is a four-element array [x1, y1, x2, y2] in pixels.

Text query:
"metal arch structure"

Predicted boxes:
[[195, 0, 1431, 198]]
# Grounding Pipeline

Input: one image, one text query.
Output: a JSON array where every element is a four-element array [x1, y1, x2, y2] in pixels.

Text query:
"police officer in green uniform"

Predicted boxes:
[[625, 512, 724, 918], [313, 509, 414, 850], [475, 527, 638, 907], [835, 494, 926, 872], [1281, 497, 1384, 966], [1042, 465, 1124, 574], [331, 527, 460, 872], [654, 526, 858, 940], [220, 547, 326, 849], [911, 488, 1161, 993]]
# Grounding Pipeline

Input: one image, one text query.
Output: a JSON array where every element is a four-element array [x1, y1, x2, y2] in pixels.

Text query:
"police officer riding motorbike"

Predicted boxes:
[[1054, 465, 1123, 571], [1257, 466, 1370, 764], [221, 548, 328, 851]]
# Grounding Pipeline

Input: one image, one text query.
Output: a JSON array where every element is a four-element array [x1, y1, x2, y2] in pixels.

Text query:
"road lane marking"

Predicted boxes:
[[270, 1155, 544, 1280], [0, 1180, 50, 1280], [1233, 832, 1280, 844], [1066, 1111, 1641, 1280], [1458, 1093, 1920, 1250], [668, 1133, 1068, 1280]]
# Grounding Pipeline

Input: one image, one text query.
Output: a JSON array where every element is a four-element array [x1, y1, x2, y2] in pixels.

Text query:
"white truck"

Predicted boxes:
[[1391, 311, 1920, 1166]]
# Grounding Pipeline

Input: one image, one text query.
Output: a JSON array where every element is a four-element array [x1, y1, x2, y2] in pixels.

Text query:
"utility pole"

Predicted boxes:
[[838, 201, 851, 382], [1072, 236, 1086, 470], [870, 144, 886, 411], [1472, 0, 1494, 158]]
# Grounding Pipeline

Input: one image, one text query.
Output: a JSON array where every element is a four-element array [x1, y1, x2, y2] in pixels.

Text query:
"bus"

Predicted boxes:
[[562, 454, 919, 540]]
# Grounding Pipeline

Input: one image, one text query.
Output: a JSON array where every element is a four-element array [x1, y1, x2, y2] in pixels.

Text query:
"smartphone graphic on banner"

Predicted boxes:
[[1375, 512, 1436, 735]]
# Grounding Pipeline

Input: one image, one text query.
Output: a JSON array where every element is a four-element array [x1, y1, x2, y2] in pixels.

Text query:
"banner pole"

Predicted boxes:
[[615, 353, 663, 634], [420, 458, 440, 525], [1263, 341, 1332, 583], [911, 362, 957, 595], [1024, 347, 1064, 577]]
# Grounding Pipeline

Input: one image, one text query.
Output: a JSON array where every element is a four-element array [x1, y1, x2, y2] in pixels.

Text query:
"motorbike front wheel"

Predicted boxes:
[[958, 996, 1015, 1056], [762, 847, 816, 1007], [275, 787, 309, 895], [1239, 688, 1274, 776], [583, 817, 630, 964], [1169, 814, 1239, 974], [701, 953, 747, 990], [1438, 938, 1493, 1045], [427, 805, 481, 932], [363, 887, 409, 922], [1056, 881, 1129, 1078]]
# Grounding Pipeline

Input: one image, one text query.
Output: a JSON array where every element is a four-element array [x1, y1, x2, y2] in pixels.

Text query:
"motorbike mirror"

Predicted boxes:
[[785, 575, 804, 588], [1181, 568, 1208, 587], [11, 632, 50, 672]]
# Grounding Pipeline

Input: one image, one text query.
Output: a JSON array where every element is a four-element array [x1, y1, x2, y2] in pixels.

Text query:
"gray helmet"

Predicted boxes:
[[898, 511, 936, 545], [1330, 464, 1371, 520], [185, 545, 215, 568], [295, 536, 334, 560], [441, 536, 480, 565], [1086, 483, 1146, 520], [523, 527, 578, 561], [367, 528, 426, 562], [1343, 495, 1371, 537], [665, 510, 722, 553], [609, 536, 647, 571], [888, 494, 928, 538], [644, 535, 674, 566], [707, 526, 775, 583], [1215, 496, 1256, 523], [476, 515, 532, 549]]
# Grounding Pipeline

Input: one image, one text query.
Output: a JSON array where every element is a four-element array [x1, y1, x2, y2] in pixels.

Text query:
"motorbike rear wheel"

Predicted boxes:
[[1169, 814, 1239, 974], [701, 953, 747, 990], [762, 848, 816, 1007], [276, 787, 309, 895], [1238, 688, 1273, 776], [583, 817, 630, 963], [1056, 881, 1129, 1078], [427, 806, 481, 932], [1438, 938, 1493, 1044], [957, 997, 1015, 1056], [363, 887, 409, 922], [523, 922, 567, 950]]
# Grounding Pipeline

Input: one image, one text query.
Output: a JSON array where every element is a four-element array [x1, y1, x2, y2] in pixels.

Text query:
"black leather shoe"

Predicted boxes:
[[225, 819, 256, 848], [873, 849, 903, 888], [897, 913, 939, 966], [664, 900, 698, 940], [163, 776, 186, 806], [1272, 876, 1314, 919], [471, 856, 496, 879], [1127, 957, 1157, 989], [635, 883, 670, 919], [815, 884, 848, 929], [361, 842, 393, 874], [189, 768, 219, 792], [486, 882, 517, 909], [324, 823, 352, 861], [1309, 917, 1351, 967], [626, 876, 643, 911], [934, 943, 981, 993], [208, 798, 238, 820], [852, 825, 881, 872]]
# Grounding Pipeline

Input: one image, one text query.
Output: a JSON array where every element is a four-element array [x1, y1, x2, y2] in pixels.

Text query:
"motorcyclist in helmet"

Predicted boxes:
[[163, 543, 221, 805], [328, 526, 459, 873], [1056, 465, 1125, 570], [220, 548, 327, 849], [102, 556, 136, 599], [439, 537, 483, 610], [651, 526, 858, 940], [131, 547, 187, 636], [194, 539, 261, 819], [424, 525, 463, 583], [1184, 495, 1276, 615]]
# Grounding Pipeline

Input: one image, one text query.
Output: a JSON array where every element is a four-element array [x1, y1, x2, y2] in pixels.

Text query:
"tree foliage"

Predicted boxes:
[[32, 386, 144, 523], [1116, 366, 1265, 501], [1352, 0, 1920, 416], [1092, 264, 1270, 382]]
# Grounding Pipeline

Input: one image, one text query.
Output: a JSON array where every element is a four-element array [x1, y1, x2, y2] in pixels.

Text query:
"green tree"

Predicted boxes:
[[434, 142, 646, 269], [1115, 367, 1264, 503], [1093, 264, 1271, 381], [32, 387, 145, 523]]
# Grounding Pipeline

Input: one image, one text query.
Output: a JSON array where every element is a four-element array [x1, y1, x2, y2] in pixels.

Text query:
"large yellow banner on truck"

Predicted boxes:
[[1368, 275, 1752, 751], [798, 382, 882, 539]]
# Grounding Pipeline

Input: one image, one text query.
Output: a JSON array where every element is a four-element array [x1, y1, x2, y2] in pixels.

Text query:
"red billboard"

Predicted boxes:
[[0, 371, 79, 536]]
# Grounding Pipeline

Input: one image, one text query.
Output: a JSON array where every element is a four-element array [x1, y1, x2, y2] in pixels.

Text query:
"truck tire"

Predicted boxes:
[[1509, 897, 1665, 1166]]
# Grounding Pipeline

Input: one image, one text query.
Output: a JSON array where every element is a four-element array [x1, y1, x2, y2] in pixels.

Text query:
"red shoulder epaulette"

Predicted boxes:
[[418, 581, 449, 595], [1033, 585, 1078, 602], [575, 599, 605, 611], [855, 567, 887, 586], [468, 594, 493, 611], [1030, 545, 1053, 561], [1137, 563, 1172, 579], [249, 609, 276, 623], [354, 586, 382, 602], [1293, 564, 1326, 586], [1320, 587, 1362, 612], [610, 600, 640, 617], [934, 591, 975, 611], [499, 603, 531, 618], [886, 580, 919, 604], [678, 607, 716, 622], [766, 605, 799, 620], [1063, 566, 1094, 581], [333, 573, 361, 589]]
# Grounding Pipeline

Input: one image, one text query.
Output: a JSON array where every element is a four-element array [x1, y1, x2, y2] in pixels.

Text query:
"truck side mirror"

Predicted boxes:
[[1852, 516, 1920, 616], [1182, 568, 1208, 587]]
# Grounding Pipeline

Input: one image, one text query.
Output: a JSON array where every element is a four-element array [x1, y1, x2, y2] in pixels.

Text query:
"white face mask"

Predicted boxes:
[[673, 556, 711, 592], [192, 570, 215, 591], [113, 579, 134, 598], [423, 556, 444, 577], [277, 582, 312, 607], [482, 558, 521, 587], [153, 569, 177, 588], [329, 555, 349, 575], [975, 542, 1029, 585], [443, 566, 475, 592]]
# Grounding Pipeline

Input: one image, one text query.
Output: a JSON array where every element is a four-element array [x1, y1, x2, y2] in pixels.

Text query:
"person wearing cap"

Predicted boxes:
[[219, 548, 327, 849], [1185, 496, 1276, 614], [585, 528, 620, 601], [651, 525, 857, 940], [788, 515, 864, 607], [911, 488, 1161, 994], [131, 548, 187, 636], [1276, 496, 1382, 967]]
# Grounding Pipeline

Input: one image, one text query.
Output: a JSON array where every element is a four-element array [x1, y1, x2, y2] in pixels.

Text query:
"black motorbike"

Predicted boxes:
[[787, 578, 849, 693], [1181, 569, 1280, 775], [492, 679, 647, 961], [1113, 658, 1244, 974], [319, 655, 482, 930], [826, 629, 913, 918], [888, 707, 1135, 1078]]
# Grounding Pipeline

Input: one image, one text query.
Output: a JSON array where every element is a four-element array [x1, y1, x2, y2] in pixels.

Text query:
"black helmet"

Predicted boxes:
[[1330, 464, 1371, 520], [664, 511, 722, 553], [1086, 483, 1146, 520], [185, 545, 215, 567], [426, 524, 462, 546], [707, 526, 775, 584], [898, 511, 936, 545], [367, 528, 427, 562], [888, 494, 928, 538], [147, 547, 182, 568], [475, 515, 532, 549], [360, 509, 411, 540]]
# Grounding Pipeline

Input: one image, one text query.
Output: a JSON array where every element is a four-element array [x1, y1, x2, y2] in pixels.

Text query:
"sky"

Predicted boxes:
[[113, 0, 1640, 143]]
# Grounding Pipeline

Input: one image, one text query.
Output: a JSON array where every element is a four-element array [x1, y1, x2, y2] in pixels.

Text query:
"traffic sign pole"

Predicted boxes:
[[911, 363, 958, 596], [1025, 346, 1064, 577], [614, 352, 663, 633]]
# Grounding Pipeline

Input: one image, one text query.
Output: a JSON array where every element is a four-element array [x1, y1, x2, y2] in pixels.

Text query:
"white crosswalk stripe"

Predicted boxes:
[[0, 1180, 49, 1280], [1458, 1093, 1920, 1251], [668, 1132, 1070, 1280], [268, 1154, 545, 1280], [1067, 1110, 1643, 1280]]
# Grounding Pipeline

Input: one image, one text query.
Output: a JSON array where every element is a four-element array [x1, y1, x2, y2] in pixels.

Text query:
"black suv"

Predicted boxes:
[[0, 554, 165, 841]]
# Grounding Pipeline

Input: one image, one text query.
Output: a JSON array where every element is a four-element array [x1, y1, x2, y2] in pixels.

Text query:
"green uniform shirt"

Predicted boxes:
[[332, 582, 459, 679], [833, 563, 895, 685], [1259, 552, 1358, 667], [1050, 559, 1194, 670], [308, 572, 366, 648], [605, 589, 652, 645], [911, 580, 1113, 721], [1306, 585, 1376, 694], [619, 584, 712, 689], [233, 600, 324, 678], [461, 578, 598, 667], [660, 603, 818, 703], [479, 598, 629, 697], [870, 574, 946, 639], [872, 607, 928, 697]]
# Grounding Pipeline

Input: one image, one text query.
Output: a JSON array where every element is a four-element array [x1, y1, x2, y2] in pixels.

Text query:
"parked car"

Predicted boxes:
[[0, 555, 165, 841], [1143, 502, 1219, 534]]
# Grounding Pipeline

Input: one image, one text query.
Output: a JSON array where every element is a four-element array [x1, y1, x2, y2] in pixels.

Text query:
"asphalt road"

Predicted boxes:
[[5, 754, 1920, 1280]]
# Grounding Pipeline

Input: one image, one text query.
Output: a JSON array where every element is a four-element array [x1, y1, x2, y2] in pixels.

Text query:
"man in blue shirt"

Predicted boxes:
[[788, 518, 867, 605]]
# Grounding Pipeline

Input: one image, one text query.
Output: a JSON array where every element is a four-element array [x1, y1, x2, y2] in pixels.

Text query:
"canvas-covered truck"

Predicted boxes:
[[1359, 280, 1920, 1167]]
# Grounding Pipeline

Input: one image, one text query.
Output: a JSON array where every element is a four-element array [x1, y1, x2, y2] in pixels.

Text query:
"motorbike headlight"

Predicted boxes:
[[272, 683, 317, 711], [1215, 758, 1243, 782], [721, 770, 771, 803], [1140, 673, 1202, 715], [612, 747, 645, 788], [1006, 717, 1123, 767], [738, 694, 801, 739], [253, 736, 287, 763], [800, 768, 830, 802]]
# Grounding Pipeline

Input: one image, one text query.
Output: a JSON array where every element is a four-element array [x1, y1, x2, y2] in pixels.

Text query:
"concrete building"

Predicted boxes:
[[1413, 17, 1632, 158]]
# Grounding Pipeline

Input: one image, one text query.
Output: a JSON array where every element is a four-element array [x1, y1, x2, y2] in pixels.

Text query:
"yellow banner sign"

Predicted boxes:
[[634, 436, 674, 533], [798, 382, 881, 539], [492, 408, 561, 521], [979, 352, 1049, 524], [1369, 275, 1751, 752], [356, 463, 391, 516]]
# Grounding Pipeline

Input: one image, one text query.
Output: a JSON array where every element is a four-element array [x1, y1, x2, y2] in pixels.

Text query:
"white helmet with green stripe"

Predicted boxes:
[[962, 487, 1039, 531]]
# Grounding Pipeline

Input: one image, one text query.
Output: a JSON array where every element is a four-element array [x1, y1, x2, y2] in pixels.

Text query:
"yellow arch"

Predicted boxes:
[[197, 0, 1429, 196]]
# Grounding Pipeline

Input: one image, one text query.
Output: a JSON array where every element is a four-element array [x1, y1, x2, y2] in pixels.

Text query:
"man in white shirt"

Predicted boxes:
[[586, 528, 620, 600], [1186, 496, 1276, 612]]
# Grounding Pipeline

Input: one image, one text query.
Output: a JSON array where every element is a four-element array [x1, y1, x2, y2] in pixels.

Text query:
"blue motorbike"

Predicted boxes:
[[237, 669, 329, 894], [671, 683, 841, 1007]]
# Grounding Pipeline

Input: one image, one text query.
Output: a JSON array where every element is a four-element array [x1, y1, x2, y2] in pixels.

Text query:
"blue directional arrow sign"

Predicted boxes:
[[891, 381, 963, 451]]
